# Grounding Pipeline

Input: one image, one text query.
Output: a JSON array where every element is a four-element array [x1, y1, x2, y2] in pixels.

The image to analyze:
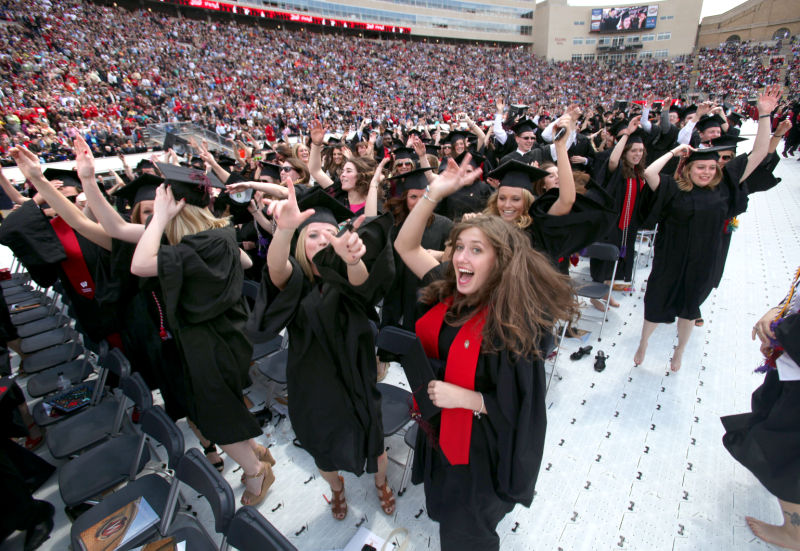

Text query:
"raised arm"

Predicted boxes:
[[608, 116, 640, 173], [365, 157, 390, 217], [225, 180, 288, 199], [740, 85, 782, 182], [464, 114, 486, 150], [10, 146, 112, 250], [395, 156, 482, 279], [547, 116, 577, 216], [308, 120, 334, 188], [644, 144, 693, 191], [329, 214, 369, 286], [75, 135, 145, 243], [131, 185, 185, 277], [0, 170, 28, 205], [770, 118, 792, 153], [265, 182, 315, 290]]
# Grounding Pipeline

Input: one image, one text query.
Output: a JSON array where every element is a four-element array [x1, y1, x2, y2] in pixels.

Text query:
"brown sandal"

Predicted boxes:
[[241, 445, 276, 484], [331, 475, 347, 520], [375, 480, 395, 515], [241, 461, 275, 507]]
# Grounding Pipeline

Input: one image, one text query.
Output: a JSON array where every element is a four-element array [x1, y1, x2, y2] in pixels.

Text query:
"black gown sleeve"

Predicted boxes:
[[637, 174, 680, 228], [776, 313, 800, 366], [245, 257, 306, 343]]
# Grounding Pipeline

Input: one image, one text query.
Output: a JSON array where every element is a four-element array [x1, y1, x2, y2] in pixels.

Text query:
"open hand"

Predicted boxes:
[[427, 154, 482, 201], [266, 181, 314, 231], [72, 134, 96, 182], [154, 184, 185, 221]]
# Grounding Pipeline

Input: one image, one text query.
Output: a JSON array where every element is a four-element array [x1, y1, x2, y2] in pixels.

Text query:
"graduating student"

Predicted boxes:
[[245, 186, 396, 520], [633, 85, 781, 372], [723, 267, 800, 550], [130, 164, 273, 506], [394, 155, 578, 550]]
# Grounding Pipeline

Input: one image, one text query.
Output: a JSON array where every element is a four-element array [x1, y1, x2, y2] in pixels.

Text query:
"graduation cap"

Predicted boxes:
[[695, 114, 726, 133], [112, 173, 163, 205], [511, 118, 536, 135], [163, 132, 190, 156], [669, 103, 682, 114], [727, 112, 745, 127], [224, 172, 254, 204], [608, 119, 629, 138], [258, 161, 282, 181], [685, 146, 729, 164], [296, 186, 353, 233], [387, 167, 432, 195], [447, 130, 471, 145], [509, 103, 529, 115], [708, 135, 747, 150], [681, 105, 698, 119], [453, 150, 484, 169], [392, 147, 418, 162], [216, 153, 238, 169], [425, 143, 441, 156], [627, 129, 646, 144], [136, 159, 155, 171], [156, 162, 224, 208], [43, 167, 82, 190], [487, 160, 547, 194], [615, 100, 629, 112]]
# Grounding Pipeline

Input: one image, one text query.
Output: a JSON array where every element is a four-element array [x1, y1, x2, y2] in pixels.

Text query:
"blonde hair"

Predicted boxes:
[[484, 188, 535, 229], [164, 204, 230, 245], [675, 160, 723, 192], [293, 226, 316, 281]]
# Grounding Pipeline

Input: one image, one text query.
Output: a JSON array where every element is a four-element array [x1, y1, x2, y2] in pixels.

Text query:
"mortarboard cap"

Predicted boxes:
[[708, 135, 747, 150], [258, 161, 282, 181], [728, 112, 745, 126], [392, 147, 418, 162], [695, 114, 726, 133], [156, 162, 224, 208], [387, 167, 432, 194], [685, 146, 728, 164], [296, 186, 353, 233], [447, 130, 471, 145], [425, 143, 441, 156], [608, 119, 629, 138], [453, 150, 484, 169], [216, 153, 238, 169], [487, 160, 548, 194], [163, 132, 190, 156], [681, 104, 698, 119], [43, 168, 82, 192], [512, 118, 536, 135], [626, 129, 646, 144], [112, 173, 163, 205]]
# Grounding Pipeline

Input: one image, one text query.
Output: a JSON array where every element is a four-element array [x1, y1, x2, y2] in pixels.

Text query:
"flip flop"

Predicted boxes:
[[594, 351, 608, 373], [570, 345, 593, 361]]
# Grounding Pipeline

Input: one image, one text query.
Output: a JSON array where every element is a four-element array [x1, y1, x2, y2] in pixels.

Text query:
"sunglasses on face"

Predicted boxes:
[[395, 161, 414, 167], [719, 155, 733, 161], [280, 166, 294, 173], [518, 135, 536, 140]]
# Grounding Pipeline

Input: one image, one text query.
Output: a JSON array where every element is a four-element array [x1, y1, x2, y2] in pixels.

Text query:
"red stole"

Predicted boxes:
[[415, 298, 487, 465], [49, 216, 96, 300], [618, 177, 645, 231]]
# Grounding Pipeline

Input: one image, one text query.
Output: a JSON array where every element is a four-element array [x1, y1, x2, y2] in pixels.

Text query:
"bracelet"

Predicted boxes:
[[423, 185, 438, 204], [759, 114, 771, 119], [669, 151, 675, 157], [474, 392, 484, 418]]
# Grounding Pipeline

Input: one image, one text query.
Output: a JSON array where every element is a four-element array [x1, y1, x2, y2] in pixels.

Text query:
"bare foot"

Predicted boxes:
[[746, 516, 800, 550], [590, 298, 606, 312], [670, 356, 682, 372], [609, 296, 620, 308], [633, 344, 647, 366]]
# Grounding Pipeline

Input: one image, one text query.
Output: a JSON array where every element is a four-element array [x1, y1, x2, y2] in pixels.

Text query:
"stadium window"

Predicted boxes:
[[641, 34, 655, 41], [572, 54, 583, 62], [573, 37, 583, 45], [773, 28, 790, 40], [654, 49, 668, 58], [626, 35, 639, 43], [583, 54, 595, 61], [657, 32, 671, 41], [639, 51, 653, 59], [585, 38, 596, 45], [726, 34, 741, 43], [573, 20, 584, 25]]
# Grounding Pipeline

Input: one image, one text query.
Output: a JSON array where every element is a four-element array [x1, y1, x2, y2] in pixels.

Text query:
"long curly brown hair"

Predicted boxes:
[[419, 215, 579, 359]]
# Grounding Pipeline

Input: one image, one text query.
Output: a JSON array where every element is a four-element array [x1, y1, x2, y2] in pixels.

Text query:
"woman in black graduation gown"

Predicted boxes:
[[394, 155, 579, 551], [722, 268, 800, 549], [245, 185, 397, 520], [589, 117, 648, 303], [130, 165, 273, 507], [632, 85, 781, 373]]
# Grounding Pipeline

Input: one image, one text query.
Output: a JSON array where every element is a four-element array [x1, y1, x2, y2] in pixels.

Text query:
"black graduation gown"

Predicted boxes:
[[589, 161, 646, 283], [711, 153, 781, 289], [722, 309, 800, 503], [498, 148, 545, 166], [157, 226, 260, 445], [245, 214, 395, 474], [411, 268, 547, 551], [528, 184, 617, 269], [380, 214, 453, 332], [0, 201, 66, 287], [638, 158, 748, 323], [435, 181, 493, 221]]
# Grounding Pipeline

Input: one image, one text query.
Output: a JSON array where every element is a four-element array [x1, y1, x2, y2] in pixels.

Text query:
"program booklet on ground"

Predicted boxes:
[[78, 496, 159, 551]]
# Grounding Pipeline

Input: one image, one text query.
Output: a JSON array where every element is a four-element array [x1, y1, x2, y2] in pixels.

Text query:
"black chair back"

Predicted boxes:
[[120, 372, 153, 409], [176, 448, 235, 534], [584, 243, 620, 262], [226, 506, 298, 551], [140, 406, 185, 470]]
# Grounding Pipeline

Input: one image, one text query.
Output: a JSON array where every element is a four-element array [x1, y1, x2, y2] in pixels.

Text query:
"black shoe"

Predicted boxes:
[[570, 345, 593, 361], [594, 351, 608, 372], [203, 444, 224, 473], [24, 501, 54, 551]]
